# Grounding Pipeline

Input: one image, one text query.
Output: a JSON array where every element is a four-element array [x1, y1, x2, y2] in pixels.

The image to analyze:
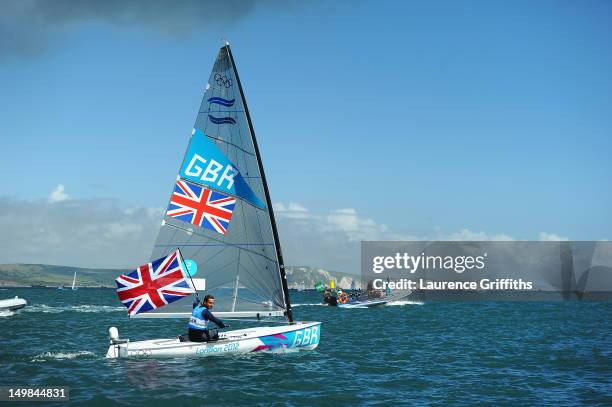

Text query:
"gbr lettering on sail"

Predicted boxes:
[[184, 153, 236, 190], [179, 129, 266, 209]]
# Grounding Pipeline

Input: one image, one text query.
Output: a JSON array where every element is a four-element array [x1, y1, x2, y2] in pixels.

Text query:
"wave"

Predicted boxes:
[[31, 351, 97, 362], [292, 303, 327, 307], [0, 309, 15, 317], [385, 300, 424, 306], [207, 97, 235, 107], [24, 304, 125, 313], [208, 115, 236, 125]]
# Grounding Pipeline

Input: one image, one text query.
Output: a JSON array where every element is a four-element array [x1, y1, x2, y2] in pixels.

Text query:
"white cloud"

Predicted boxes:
[[48, 184, 69, 203], [274, 202, 576, 273], [444, 229, 515, 241], [0, 195, 575, 273], [0, 196, 161, 268], [274, 202, 419, 273], [274, 202, 310, 219], [538, 232, 569, 241]]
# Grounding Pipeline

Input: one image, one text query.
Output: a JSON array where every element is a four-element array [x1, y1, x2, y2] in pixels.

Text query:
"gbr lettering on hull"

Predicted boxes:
[[292, 326, 319, 347]]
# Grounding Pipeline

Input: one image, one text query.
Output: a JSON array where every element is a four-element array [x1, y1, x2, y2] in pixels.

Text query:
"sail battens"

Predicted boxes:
[[161, 221, 278, 263]]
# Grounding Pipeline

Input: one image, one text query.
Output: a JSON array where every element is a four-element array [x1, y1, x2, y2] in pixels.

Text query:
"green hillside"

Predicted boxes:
[[0, 264, 361, 289], [0, 264, 126, 287]]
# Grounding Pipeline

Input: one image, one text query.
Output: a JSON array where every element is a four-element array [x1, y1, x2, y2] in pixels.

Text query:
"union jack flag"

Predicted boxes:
[[166, 179, 236, 235], [115, 250, 194, 316]]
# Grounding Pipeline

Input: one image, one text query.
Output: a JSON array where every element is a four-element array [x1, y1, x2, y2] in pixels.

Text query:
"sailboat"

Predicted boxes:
[[0, 296, 27, 312], [106, 43, 321, 359], [71, 272, 78, 291]]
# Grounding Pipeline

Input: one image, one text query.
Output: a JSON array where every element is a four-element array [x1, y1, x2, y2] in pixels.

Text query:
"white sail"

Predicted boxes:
[[71, 272, 77, 290]]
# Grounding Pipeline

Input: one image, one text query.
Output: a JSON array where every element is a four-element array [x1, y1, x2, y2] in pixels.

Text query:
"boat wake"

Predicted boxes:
[[31, 351, 97, 362], [24, 304, 125, 314], [292, 303, 327, 307], [386, 300, 425, 306], [0, 309, 15, 317]]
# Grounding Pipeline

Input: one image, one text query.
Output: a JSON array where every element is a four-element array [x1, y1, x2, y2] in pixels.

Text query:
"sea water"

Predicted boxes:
[[1, 288, 611, 406]]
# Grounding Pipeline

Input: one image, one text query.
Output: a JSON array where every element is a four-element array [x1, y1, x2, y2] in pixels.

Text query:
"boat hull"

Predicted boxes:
[[106, 321, 321, 359], [337, 290, 412, 308], [0, 297, 27, 312], [338, 299, 388, 308]]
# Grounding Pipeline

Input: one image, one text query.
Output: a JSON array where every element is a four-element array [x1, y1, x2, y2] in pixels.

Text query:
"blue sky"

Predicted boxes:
[[0, 1, 610, 269]]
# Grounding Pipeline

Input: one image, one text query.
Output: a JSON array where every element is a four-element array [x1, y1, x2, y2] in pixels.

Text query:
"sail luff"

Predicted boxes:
[[225, 44, 293, 323]]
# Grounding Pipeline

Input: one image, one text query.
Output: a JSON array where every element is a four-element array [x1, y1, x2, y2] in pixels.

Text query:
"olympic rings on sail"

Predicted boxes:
[[214, 73, 233, 88], [337, 291, 348, 304]]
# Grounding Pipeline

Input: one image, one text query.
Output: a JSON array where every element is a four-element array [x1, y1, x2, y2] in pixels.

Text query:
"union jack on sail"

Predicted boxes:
[[166, 179, 236, 235], [115, 249, 194, 316]]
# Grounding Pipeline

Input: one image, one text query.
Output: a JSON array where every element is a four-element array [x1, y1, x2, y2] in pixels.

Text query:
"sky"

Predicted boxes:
[[0, 0, 611, 271]]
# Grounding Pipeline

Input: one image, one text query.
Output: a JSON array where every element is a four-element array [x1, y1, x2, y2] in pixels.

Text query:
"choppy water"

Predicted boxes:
[[1, 288, 611, 406]]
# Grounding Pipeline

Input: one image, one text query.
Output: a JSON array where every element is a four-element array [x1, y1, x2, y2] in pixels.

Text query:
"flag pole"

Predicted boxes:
[[177, 248, 200, 303]]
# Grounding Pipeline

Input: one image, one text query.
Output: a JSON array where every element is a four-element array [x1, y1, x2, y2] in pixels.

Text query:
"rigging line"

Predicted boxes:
[[197, 256, 239, 283], [176, 248, 199, 301], [155, 243, 274, 247], [239, 252, 284, 308], [233, 193, 249, 307], [226, 251, 281, 307], [201, 110, 246, 113], [242, 247, 281, 293], [226, 281, 284, 308], [236, 256, 281, 304], [219, 249, 277, 304], [162, 221, 277, 262], [204, 134, 256, 157], [203, 276, 238, 289], [189, 241, 228, 268], [221, 318, 287, 324], [226, 282, 280, 306], [240, 215, 282, 300], [183, 228, 231, 260], [186, 248, 230, 286]]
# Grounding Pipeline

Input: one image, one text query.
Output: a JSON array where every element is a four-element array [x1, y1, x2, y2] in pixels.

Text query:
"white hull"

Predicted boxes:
[[0, 296, 27, 312], [337, 290, 412, 308], [106, 321, 321, 359], [338, 299, 388, 308]]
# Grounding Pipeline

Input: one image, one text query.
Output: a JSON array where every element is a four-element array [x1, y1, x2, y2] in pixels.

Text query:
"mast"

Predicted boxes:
[[225, 44, 294, 323]]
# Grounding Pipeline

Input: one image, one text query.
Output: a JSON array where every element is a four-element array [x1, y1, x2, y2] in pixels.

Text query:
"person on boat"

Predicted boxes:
[[188, 294, 227, 342], [322, 288, 337, 306], [336, 289, 349, 304], [367, 279, 384, 299]]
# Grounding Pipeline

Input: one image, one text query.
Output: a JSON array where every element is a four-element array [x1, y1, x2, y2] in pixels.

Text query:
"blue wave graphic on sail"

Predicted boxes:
[[208, 115, 236, 125], [207, 97, 235, 107]]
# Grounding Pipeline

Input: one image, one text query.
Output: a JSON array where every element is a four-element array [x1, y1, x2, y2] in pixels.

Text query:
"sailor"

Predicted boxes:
[[188, 294, 228, 342], [322, 288, 338, 306]]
